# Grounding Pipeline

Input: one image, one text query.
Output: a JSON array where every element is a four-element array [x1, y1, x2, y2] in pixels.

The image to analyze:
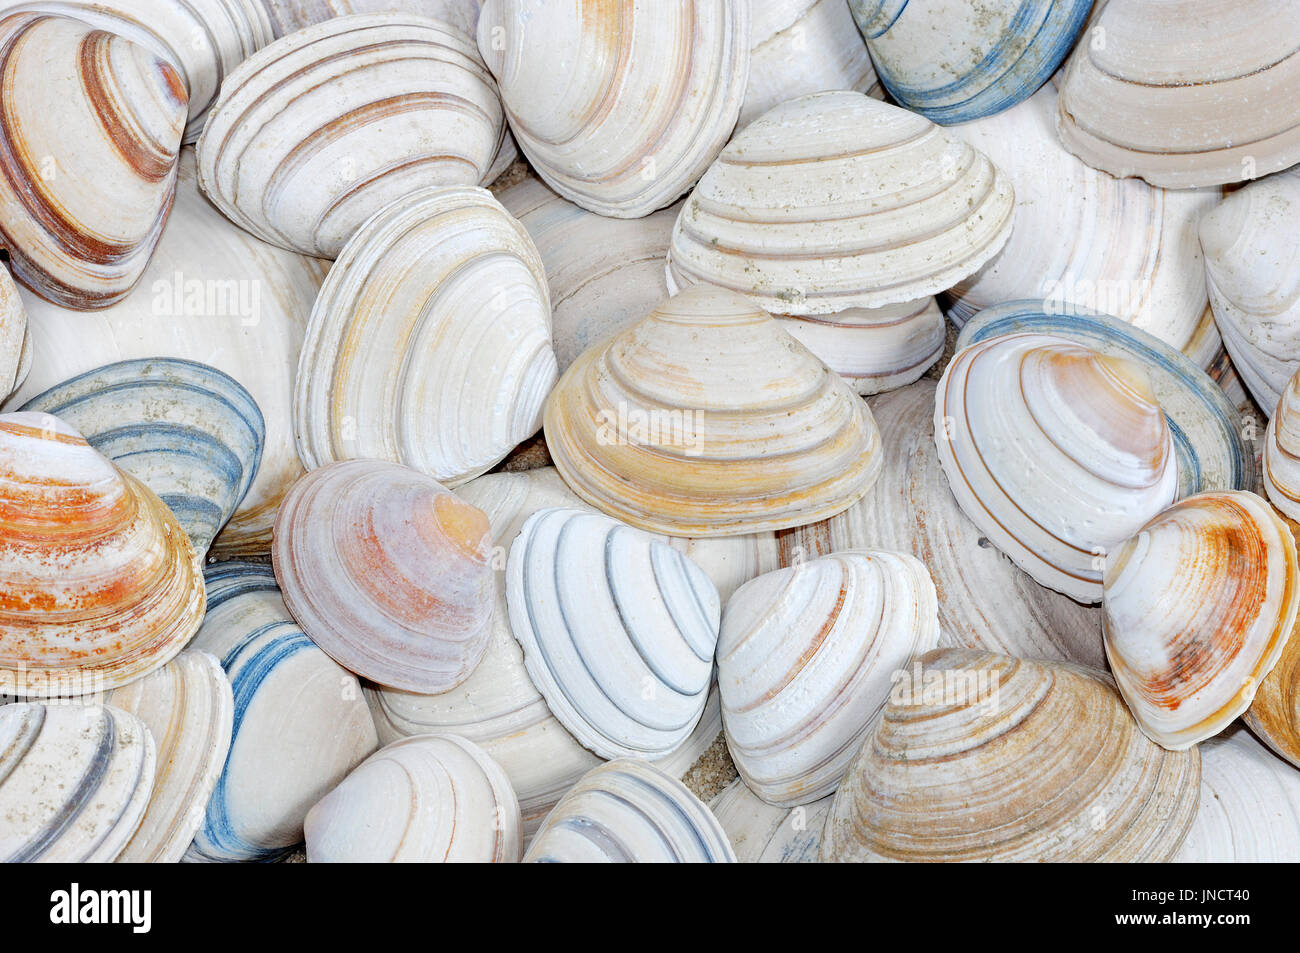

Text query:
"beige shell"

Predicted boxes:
[[709, 778, 829, 863], [263, 0, 482, 36], [1265, 370, 1300, 521], [1245, 509, 1300, 768], [0, 267, 30, 402]]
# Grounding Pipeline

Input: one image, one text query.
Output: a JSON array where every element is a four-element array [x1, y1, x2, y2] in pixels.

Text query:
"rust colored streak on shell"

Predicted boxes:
[[80, 31, 179, 184]]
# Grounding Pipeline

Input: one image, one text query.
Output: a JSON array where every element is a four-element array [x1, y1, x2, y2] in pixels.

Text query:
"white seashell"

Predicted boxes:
[[0, 267, 29, 402], [667, 91, 1014, 315], [1265, 370, 1300, 520], [718, 551, 939, 807], [476, 0, 750, 218], [262, 0, 483, 37], [524, 759, 736, 863], [294, 185, 555, 487], [305, 734, 521, 863], [710, 778, 829, 863]]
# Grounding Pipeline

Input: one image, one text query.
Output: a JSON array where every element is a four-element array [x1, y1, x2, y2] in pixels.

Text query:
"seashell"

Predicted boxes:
[[186, 562, 378, 863], [273, 460, 494, 694], [294, 185, 556, 487], [4, 149, 329, 559], [1201, 169, 1300, 414], [947, 85, 1222, 370], [0, 412, 204, 698], [263, 0, 482, 37], [476, 0, 749, 219], [666, 91, 1014, 315], [1055, 0, 1300, 189], [506, 507, 719, 760], [304, 733, 520, 862], [198, 13, 506, 259], [821, 648, 1201, 862], [935, 332, 1178, 603], [104, 651, 234, 863], [546, 284, 883, 537], [1102, 490, 1300, 751], [718, 551, 939, 806], [0, 13, 187, 310], [710, 778, 829, 863], [1246, 510, 1300, 767], [849, 0, 1090, 124], [0, 702, 156, 862], [524, 759, 736, 863], [20, 358, 264, 558], [1264, 371, 1300, 520], [0, 267, 29, 402]]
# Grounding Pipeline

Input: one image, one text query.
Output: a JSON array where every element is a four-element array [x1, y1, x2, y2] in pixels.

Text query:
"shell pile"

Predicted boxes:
[[4, 0, 1300, 866]]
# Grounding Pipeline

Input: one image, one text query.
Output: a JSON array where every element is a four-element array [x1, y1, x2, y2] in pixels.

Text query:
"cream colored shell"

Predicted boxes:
[[1265, 371, 1300, 521], [710, 778, 829, 863]]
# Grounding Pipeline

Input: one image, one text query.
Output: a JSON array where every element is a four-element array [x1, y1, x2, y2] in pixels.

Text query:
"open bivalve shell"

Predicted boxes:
[[710, 778, 829, 863], [0, 267, 29, 402], [524, 759, 736, 863], [476, 0, 749, 218], [666, 91, 1014, 315], [718, 551, 939, 807], [821, 649, 1201, 862], [0, 703, 156, 862], [1103, 491, 1300, 751], [1265, 371, 1300, 521]]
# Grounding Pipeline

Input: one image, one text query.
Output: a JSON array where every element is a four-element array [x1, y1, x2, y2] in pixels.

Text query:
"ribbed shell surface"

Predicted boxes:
[[0, 266, 28, 401], [1265, 372, 1300, 521], [710, 777, 829, 863]]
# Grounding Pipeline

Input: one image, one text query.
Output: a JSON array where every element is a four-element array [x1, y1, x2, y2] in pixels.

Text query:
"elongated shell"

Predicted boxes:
[[0, 267, 29, 402], [524, 759, 736, 863], [546, 284, 882, 536], [295, 185, 555, 486], [822, 649, 1200, 862], [667, 91, 1014, 314], [719, 551, 938, 807], [710, 778, 829, 863], [186, 562, 378, 863], [105, 651, 234, 863], [0, 703, 155, 862], [1103, 491, 1300, 750], [477, 0, 749, 218], [0, 412, 204, 697]]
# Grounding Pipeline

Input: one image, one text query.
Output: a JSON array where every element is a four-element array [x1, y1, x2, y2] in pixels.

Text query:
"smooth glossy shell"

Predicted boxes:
[[710, 778, 829, 863], [0, 267, 29, 402]]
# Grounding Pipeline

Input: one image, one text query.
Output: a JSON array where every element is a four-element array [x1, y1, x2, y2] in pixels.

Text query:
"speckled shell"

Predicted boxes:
[[1056, 0, 1300, 188], [719, 551, 939, 807], [186, 562, 378, 863], [0, 703, 156, 862], [1265, 372, 1300, 521], [476, 0, 749, 218], [524, 759, 736, 863], [821, 649, 1201, 862], [305, 733, 520, 862], [545, 284, 882, 537], [0, 13, 186, 310], [105, 651, 234, 863], [710, 778, 829, 863], [0, 267, 29, 402], [20, 359, 264, 558], [1103, 491, 1300, 750], [666, 91, 1014, 315], [0, 412, 204, 698], [294, 185, 555, 487]]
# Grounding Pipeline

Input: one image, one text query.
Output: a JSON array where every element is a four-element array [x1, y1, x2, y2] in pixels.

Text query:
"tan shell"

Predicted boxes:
[[0, 266, 29, 402], [1246, 510, 1300, 768]]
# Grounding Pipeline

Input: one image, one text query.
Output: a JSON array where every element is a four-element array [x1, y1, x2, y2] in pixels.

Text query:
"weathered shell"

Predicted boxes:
[[0, 412, 204, 698], [294, 185, 555, 487], [263, 0, 482, 36], [186, 562, 378, 863], [666, 91, 1014, 315], [718, 551, 939, 807], [1103, 491, 1300, 750], [849, 0, 1089, 124], [305, 733, 520, 862], [524, 759, 736, 863], [476, 0, 749, 218], [1246, 511, 1300, 767], [1055, 0, 1300, 188], [710, 778, 829, 863], [0, 267, 29, 402], [546, 284, 883, 537], [0, 13, 186, 310], [821, 649, 1201, 862], [20, 359, 263, 558], [1265, 372, 1300, 520], [0, 703, 156, 862], [105, 651, 234, 863]]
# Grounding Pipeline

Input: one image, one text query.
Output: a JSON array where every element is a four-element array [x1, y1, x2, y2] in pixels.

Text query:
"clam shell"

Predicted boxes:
[[545, 284, 883, 537], [821, 649, 1201, 862], [718, 551, 939, 807], [294, 185, 556, 487], [1055, 0, 1300, 188], [666, 91, 1014, 315], [524, 759, 736, 863], [710, 778, 829, 863], [263, 0, 482, 36], [1103, 491, 1300, 750], [305, 733, 521, 863], [0, 412, 205, 698], [20, 358, 264, 558], [105, 651, 234, 863], [1264, 371, 1300, 520], [476, 0, 749, 218], [1246, 510, 1300, 767], [0, 13, 187, 310], [0, 703, 156, 862], [0, 267, 29, 402], [186, 562, 378, 863]]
